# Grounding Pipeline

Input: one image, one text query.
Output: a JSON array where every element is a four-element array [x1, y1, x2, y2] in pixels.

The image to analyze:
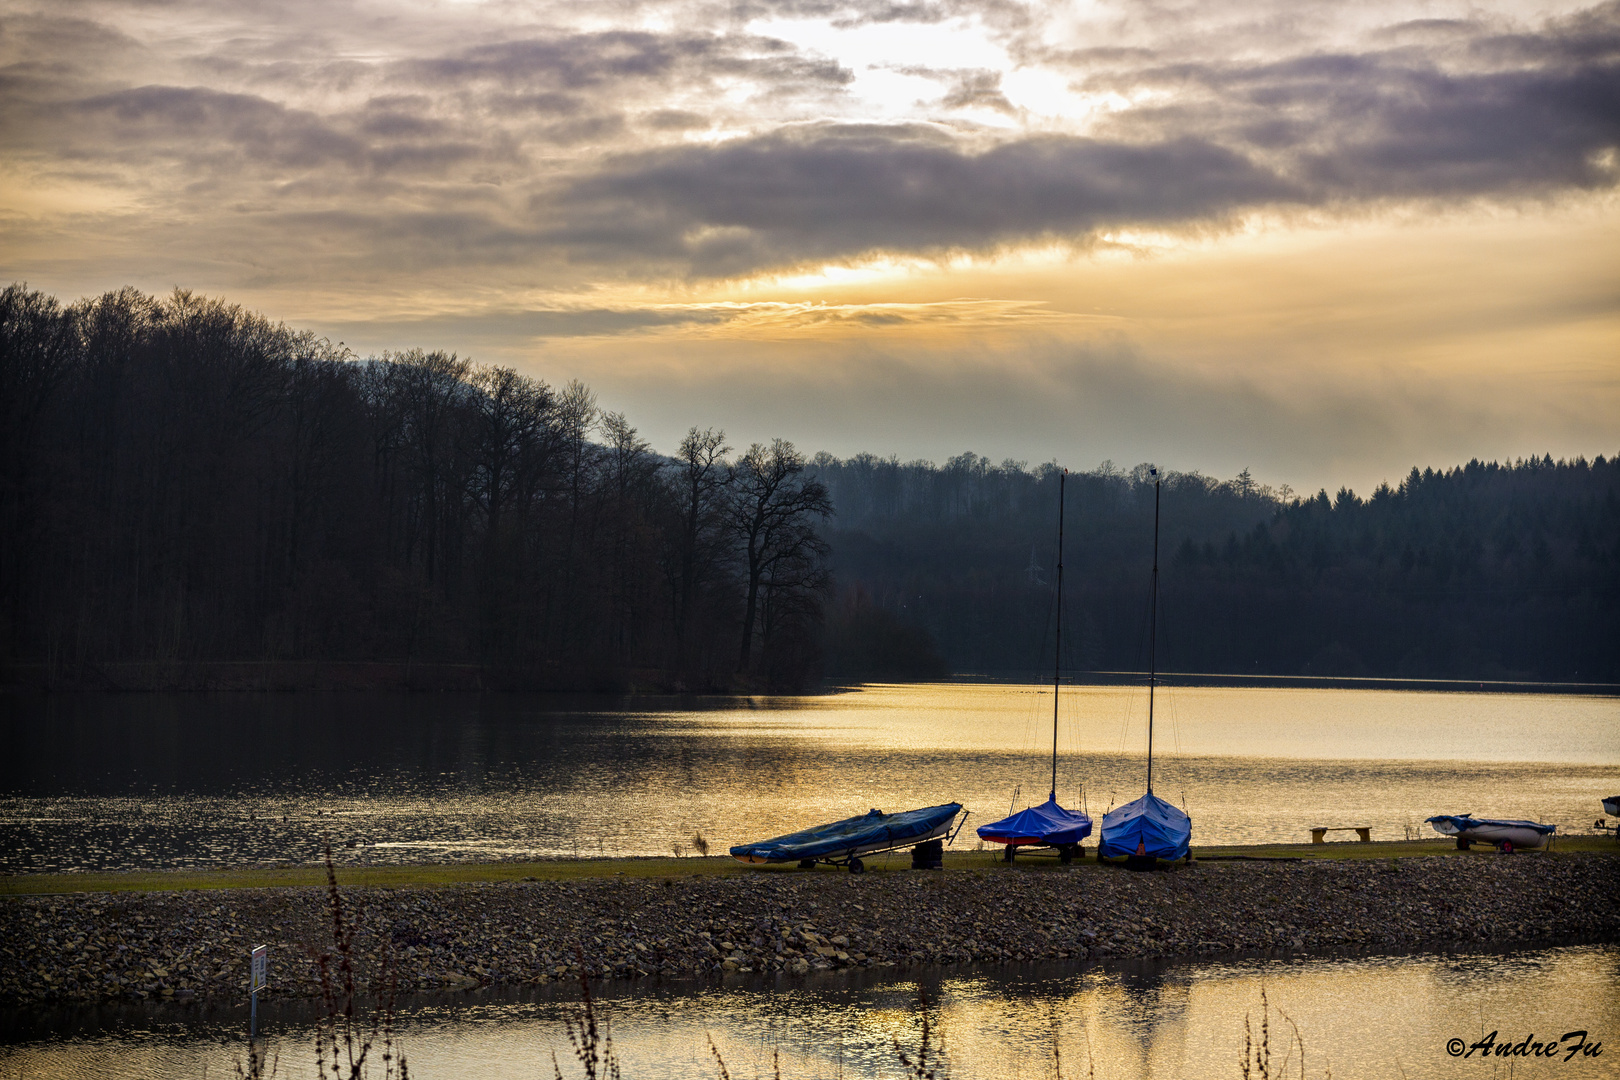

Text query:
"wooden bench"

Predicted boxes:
[[1311, 826, 1371, 844]]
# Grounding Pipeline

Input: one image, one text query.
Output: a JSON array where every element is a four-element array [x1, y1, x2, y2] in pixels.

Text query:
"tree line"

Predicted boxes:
[[812, 452, 1619, 683], [5, 283, 1614, 689], [0, 285, 831, 690]]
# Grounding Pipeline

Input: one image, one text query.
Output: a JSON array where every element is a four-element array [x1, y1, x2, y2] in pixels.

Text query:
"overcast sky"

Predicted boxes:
[[3, 0, 1616, 493]]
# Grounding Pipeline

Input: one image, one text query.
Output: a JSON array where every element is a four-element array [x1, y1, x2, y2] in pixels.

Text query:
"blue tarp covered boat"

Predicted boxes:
[[1098, 791, 1191, 861], [977, 797, 1092, 850], [977, 470, 1094, 864], [1097, 471, 1193, 866], [731, 803, 964, 872]]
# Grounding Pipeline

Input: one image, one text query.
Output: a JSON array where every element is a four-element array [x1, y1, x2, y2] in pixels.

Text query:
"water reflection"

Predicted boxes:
[[1, 685, 1615, 873], [3, 946, 1615, 1079]]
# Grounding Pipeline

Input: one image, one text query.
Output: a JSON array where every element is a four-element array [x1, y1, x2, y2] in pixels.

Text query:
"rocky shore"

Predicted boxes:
[[4, 853, 1616, 1007]]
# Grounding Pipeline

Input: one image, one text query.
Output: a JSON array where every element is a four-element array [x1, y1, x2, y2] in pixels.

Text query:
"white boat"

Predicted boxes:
[[1603, 796, 1620, 818], [1426, 814, 1554, 852]]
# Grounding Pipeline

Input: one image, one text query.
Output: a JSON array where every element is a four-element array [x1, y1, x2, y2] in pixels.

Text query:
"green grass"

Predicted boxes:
[[3, 835, 1613, 896]]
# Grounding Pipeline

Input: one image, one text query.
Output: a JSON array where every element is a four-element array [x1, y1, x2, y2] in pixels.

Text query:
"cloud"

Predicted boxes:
[[523, 6, 1619, 277], [550, 126, 1297, 274]]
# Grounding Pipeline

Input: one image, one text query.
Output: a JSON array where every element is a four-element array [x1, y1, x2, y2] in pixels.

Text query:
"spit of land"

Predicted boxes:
[[3, 839, 1616, 1007]]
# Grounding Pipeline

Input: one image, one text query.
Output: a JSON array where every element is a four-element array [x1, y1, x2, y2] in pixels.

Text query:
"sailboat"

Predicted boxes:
[[976, 469, 1094, 864], [1098, 468, 1193, 867]]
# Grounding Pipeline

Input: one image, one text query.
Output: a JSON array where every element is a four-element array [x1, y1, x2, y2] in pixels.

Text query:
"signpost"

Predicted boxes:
[[249, 945, 268, 1038]]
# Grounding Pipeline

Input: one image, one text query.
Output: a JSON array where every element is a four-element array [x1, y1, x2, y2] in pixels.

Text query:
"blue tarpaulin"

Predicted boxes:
[[1098, 791, 1191, 861], [730, 803, 962, 864], [976, 797, 1093, 847]]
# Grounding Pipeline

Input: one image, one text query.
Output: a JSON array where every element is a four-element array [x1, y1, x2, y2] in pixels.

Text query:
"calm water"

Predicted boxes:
[[2, 945, 1614, 1079], [1, 683, 1616, 873]]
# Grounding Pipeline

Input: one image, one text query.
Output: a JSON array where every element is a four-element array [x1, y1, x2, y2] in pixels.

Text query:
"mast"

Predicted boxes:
[[1147, 470, 1160, 795], [1051, 469, 1065, 802]]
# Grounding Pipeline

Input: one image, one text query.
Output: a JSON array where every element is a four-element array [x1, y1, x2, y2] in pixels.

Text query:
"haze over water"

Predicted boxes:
[[3, 684, 1614, 874]]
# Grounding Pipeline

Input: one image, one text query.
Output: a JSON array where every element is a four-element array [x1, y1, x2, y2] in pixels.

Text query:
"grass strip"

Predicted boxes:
[[4, 835, 1613, 895]]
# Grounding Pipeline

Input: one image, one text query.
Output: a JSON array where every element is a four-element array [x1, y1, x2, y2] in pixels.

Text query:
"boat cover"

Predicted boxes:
[[1425, 815, 1555, 835], [730, 803, 962, 863], [977, 797, 1092, 847], [1098, 791, 1191, 861]]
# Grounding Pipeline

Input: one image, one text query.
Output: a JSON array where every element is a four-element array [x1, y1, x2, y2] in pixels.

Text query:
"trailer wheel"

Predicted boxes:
[[1456, 837, 1470, 850], [1499, 840, 1514, 854], [798, 859, 816, 868], [1059, 845, 1074, 865], [848, 858, 865, 874], [1003, 845, 1015, 863]]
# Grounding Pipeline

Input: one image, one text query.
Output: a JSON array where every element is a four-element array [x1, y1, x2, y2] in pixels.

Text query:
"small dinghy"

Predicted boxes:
[[731, 803, 964, 873], [1426, 814, 1555, 852], [977, 470, 1092, 864], [978, 797, 1094, 862], [1098, 470, 1192, 868], [1099, 790, 1193, 863], [1603, 796, 1620, 818]]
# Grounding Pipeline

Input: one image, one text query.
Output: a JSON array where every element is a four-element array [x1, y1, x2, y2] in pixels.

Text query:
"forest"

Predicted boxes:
[[0, 285, 829, 690], [3, 283, 1616, 689], [816, 452, 1619, 683]]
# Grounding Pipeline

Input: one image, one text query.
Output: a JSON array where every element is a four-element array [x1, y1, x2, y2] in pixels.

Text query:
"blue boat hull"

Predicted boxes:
[[1098, 791, 1191, 862], [731, 803, 963, 865]]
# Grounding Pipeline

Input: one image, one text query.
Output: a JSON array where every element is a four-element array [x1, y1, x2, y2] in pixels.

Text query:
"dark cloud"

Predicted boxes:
[[63, 85, 369, 168], [550, 126, 1295, 273], [400, 31, 851, 94]]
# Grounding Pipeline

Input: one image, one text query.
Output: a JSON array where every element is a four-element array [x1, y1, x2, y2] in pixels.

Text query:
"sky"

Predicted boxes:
[[2, 0, 1617, 494]]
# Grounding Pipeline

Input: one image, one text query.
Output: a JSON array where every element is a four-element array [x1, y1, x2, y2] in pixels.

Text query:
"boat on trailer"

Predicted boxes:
[[1426, 814, 1555, 852], [977, 469, 1093, 864], [1097, 469, 1192, 868], [1603, 796, 1620, 818], [730, 803, 965, 874]]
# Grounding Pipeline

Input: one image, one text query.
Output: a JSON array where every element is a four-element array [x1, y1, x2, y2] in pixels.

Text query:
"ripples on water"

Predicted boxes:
[[1, 684, 1615, 873], [3, 946, 1615, 1079]]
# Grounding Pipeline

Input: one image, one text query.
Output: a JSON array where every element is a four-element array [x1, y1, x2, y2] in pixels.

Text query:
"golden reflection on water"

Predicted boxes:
[[1, 684, 1615, 872], [4, 946, 1614, 1079]]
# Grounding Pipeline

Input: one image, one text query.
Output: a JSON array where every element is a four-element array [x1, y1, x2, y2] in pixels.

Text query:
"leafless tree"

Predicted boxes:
[[727, 439, 832, 674], [662, 427, 731, 673]]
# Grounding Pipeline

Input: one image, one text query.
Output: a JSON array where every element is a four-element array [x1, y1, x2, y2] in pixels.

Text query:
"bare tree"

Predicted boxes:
[[663, 427, 731, 673], [466, 364, 554, 657], [386, 349, 471, 587], [727, 439, 833, 674]]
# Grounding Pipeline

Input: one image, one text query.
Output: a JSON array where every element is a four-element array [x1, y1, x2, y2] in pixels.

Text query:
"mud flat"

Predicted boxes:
[[4, 849, 1616, 1007]]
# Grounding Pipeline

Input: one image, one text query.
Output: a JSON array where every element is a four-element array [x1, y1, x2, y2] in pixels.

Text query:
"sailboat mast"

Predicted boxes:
[[1147, 472, 1160, 795], [1051, 469, 1065, 801]]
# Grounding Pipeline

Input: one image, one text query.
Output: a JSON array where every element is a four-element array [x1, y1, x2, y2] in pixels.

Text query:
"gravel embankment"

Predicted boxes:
[[4, 854, 1617, 1006]]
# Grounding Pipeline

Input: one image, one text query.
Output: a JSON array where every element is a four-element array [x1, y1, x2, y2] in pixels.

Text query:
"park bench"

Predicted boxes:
[[1310, 826, 1371, 844]]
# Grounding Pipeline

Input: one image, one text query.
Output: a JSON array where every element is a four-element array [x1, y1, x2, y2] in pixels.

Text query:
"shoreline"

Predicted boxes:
[[4, 849, 1615, 1009], [7, 836, 1617, 895], [6, 662, 1615, 695]]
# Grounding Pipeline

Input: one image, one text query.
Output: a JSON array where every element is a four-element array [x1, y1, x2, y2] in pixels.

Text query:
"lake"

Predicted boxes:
[[2, 945, 1614, 1079], [1, 683, 1615, 873]]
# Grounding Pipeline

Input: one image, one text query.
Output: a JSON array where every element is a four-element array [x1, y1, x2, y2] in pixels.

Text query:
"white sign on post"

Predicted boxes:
[[250, 945, 268, 993]]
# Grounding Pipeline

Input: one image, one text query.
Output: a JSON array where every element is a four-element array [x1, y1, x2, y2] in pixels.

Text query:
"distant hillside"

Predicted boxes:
[[810, 453, 1619, 683]]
